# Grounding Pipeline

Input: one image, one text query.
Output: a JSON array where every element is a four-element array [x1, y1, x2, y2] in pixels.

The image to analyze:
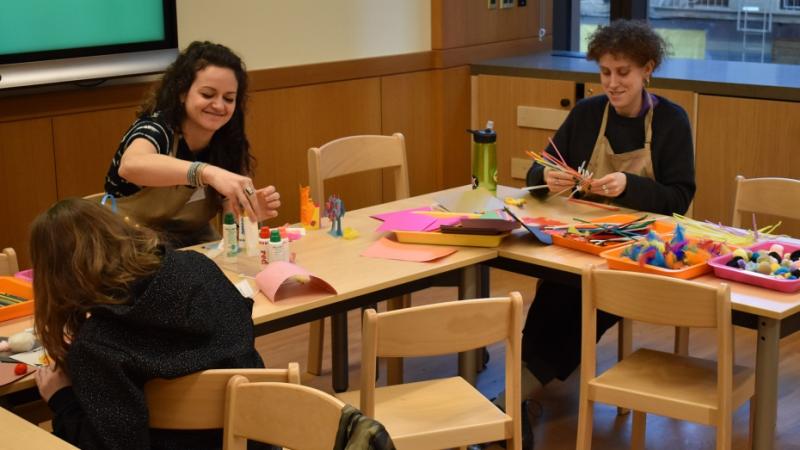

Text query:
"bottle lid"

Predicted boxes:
[[260, 226, 270, 239], [466, 120, 496, 143], [270, 228, 282, 242], [224, 212, 235, 225]]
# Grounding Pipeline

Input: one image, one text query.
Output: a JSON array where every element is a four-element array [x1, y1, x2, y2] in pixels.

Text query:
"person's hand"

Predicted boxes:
[[35, 364, 71, 402], [255, 186, 281, 221], [589, 172, 626, 198], [543, 168, 577, 193], [203, 165, 259, 221]]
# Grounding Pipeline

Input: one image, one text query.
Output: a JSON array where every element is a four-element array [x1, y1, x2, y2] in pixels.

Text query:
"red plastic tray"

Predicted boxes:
[[708, 241, 800, 293]]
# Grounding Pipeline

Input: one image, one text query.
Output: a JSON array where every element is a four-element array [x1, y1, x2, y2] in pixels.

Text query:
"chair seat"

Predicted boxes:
[[337, 376, 511, 450], [589, 348, 755, 425]]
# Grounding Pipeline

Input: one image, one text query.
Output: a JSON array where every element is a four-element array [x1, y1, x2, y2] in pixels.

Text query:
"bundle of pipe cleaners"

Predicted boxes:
[[672, 214, 782, 247], [620, 224, 734, 269], [545, 214, 655, 246], [525, 138, 593, 198]]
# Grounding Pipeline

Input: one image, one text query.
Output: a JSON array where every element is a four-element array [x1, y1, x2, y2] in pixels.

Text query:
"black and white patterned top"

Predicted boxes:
[[104, 113, 208, 197]]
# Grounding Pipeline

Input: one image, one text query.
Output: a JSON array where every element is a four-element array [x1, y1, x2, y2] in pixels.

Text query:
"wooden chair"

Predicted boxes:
[[337, 293, 524, 450], [576, 266, 755, 450], [732, 175, 800, 227], [0, 248, 19, 276], [144, 363, 301, 430], [306, 133, 411, 378], [223, 376, 345, 450]]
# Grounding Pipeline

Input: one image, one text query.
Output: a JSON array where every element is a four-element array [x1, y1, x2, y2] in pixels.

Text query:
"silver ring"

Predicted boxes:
[[244, 186, 255, 196]]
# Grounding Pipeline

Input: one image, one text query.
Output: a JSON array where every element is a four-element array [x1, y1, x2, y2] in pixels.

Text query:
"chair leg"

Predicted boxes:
[[576, 398, 594, 450], [631, 410, 646, 450], [307, 319, 325, 375], [748, 396, 756, 450], [674, 326, 689, 356], [617, 319, 632, 416]]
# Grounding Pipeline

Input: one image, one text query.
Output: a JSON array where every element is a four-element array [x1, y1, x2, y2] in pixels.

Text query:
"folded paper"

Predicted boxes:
[[255, 261, 337, 302], [361, 236, 457, 262]]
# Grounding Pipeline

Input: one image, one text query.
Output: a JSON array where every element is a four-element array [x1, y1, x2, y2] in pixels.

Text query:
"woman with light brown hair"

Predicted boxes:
[[31, 198, 263, 450]]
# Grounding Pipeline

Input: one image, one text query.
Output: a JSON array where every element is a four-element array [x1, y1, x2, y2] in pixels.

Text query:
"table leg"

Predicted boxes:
[[752, 316, 779, 450], [331, 311, 349, 393], [458, 265, 490, 385]]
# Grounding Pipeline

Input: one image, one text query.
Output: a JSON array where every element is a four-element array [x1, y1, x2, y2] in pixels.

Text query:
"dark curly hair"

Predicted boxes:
[[586, 20, 669, 71], [140, 41, 253, 175]]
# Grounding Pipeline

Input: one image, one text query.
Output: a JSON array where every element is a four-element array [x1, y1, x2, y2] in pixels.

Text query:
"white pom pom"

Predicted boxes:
[[8, 331, 36, 353]]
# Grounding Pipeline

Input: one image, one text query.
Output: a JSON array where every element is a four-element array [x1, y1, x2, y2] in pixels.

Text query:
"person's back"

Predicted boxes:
[[31, 199, 264, 450]]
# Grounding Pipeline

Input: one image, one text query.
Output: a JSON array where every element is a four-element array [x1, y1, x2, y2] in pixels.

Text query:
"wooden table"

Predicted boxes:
[[0, 406, 76, 449], [489, 186, 800, 450]]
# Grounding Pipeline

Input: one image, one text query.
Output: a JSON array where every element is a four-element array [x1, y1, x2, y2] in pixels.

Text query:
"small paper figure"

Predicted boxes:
[[325, 194, 346, 237], [299, 185, 320, 230]]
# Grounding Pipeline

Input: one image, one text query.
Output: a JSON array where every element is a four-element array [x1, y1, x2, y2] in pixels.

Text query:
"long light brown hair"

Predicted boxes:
[[30, 199, 162, 370]]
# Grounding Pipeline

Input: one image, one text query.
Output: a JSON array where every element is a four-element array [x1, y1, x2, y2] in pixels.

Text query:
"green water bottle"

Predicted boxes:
[[468, 120, 497, 194]]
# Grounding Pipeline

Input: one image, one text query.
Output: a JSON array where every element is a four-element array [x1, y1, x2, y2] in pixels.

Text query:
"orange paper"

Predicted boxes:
[[361, 237, 457, 262]]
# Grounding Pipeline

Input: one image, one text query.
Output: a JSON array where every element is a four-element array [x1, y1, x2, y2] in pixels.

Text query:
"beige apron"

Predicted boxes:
[[586, 93, 656, 198], [100, 139, 221, 247]]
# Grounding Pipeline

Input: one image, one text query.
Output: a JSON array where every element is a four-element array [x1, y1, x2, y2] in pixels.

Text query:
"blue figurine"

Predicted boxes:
[[325, 195, 346, 237]]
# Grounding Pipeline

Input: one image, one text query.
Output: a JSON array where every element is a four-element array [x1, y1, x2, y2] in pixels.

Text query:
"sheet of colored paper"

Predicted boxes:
[[361, 237, 457, 262], [371, 207, 430, 222], [254, 261, 337, 302], [376, 211, 438, 232], [422, 216, 465, 232], [434, 187, 504, 213], [0, 362, 33, 387]]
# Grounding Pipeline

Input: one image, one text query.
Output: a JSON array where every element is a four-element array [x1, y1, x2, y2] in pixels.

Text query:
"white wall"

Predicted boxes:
[[176, 0, 431, 70]]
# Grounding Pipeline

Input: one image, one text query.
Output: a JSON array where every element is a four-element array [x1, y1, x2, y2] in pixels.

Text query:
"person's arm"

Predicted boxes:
[[612, 111, 696, 215], [119, 138, 260, 220], [526, 108, 576, 197]]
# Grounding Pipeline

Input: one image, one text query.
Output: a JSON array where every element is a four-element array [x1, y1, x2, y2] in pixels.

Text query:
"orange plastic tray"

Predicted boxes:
[[552, 214, 675, 256], [599, 238, 713, 280], [0, 276, 34, 323]]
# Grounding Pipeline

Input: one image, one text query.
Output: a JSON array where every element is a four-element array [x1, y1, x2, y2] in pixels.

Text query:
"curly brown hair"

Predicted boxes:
[[586, 19, 669, 70], [30, 199, 162, 370], [140, 41, 254, 175]]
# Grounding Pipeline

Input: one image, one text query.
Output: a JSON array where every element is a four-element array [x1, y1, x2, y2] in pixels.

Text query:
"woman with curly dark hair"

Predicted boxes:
[[102, 41, 280, 247], [491, 20, 696, 449], [31, 198, 264, 449]]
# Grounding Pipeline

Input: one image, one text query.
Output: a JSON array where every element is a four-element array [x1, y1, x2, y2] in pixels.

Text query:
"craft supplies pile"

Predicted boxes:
[[618, 224, 733, 269], [725, 244, 800, 280]]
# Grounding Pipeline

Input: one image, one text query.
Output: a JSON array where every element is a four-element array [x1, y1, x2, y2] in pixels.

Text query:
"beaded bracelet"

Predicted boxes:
[[187, 161, 209, 188]]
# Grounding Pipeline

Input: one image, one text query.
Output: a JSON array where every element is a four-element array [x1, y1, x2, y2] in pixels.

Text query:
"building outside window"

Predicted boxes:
[[577, 0, 800, 64]]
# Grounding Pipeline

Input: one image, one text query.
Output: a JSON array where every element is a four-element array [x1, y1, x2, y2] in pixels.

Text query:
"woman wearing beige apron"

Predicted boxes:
[[488, 21, 696, 449], [101, 42, 281, 248]]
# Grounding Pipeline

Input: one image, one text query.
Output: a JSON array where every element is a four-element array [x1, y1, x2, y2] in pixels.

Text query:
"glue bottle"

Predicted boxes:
[[223, 212, 238, 263], [268, 228, 289, 263], [258, 227, 270, 268]]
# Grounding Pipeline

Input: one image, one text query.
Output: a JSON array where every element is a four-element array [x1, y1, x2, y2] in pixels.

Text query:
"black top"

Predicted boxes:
[[104, 113, 209, 198], [526, 94, 696, 215], [47, 249, 264, 450]]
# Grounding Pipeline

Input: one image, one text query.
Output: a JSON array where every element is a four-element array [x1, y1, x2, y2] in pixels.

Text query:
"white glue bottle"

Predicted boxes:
[[243, 211, 260, 256], [268, 228, 289, 263], [258, 227, 270, 268], [223, 212, 238, 262]]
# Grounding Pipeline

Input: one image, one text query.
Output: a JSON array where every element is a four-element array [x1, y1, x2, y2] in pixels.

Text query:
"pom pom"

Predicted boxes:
[[8, 331, 36, 353]]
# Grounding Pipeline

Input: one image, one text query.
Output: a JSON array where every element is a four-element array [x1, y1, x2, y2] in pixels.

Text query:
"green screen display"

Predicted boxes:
[[0, 0, 166, 56]]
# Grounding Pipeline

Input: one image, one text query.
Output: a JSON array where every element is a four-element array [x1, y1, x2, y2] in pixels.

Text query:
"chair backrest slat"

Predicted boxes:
[[732, 175, 800, 227], [308, 133, 409, 207], [145, 363, 300, 429], [0, 248, 19, 276], [590, 269, 719, 328], [224, 378, 344, 450]]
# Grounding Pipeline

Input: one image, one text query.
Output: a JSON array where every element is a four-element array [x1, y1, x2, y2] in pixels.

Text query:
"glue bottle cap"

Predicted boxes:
[[260, 226, 270, 239], [270, 228, 282, 243], [224, 212, 235, 225]]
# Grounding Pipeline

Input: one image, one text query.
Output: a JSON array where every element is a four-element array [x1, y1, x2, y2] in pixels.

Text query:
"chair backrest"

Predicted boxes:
[[307, 133, 409, 207], [0, 248, 19, 276], [223, 377, 345, 450], [732, 175, 800, 227], [580, 265, 732, 408], [144, 363, 301, 430], [360, 293, 523, 416]]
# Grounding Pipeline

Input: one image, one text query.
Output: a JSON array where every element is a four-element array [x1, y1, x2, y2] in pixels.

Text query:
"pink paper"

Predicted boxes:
[[0, 362, 33, 387], [361, 237, 457, 262], [254, 261, 337, 302], [376, 212, 437, 232], [422, 216, 466, 232], [371, 207, 430, 222]]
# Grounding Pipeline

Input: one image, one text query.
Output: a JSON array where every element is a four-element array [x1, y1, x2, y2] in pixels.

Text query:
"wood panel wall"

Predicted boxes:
[[695, 95, 800, 237], [432, 0, 549, 49]]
